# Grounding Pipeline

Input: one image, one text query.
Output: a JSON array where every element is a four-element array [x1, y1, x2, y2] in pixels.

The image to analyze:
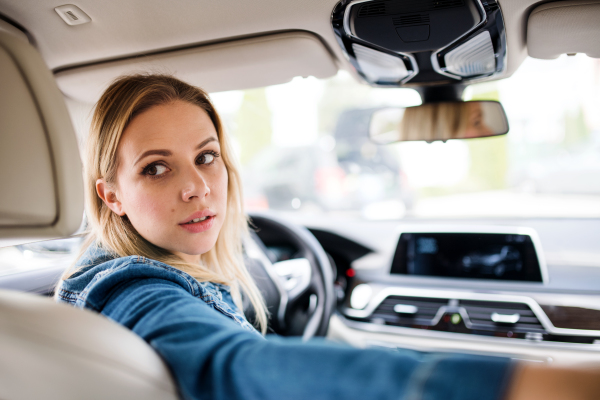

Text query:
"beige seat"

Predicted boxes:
[[0, 29, 178, 399]]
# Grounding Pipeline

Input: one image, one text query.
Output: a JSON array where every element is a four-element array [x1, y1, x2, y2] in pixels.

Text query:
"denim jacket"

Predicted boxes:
[[57, 244, 514, 400]]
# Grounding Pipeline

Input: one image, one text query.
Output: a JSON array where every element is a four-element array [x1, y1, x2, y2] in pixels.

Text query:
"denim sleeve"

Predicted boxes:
[[99, 278, 515, 400]]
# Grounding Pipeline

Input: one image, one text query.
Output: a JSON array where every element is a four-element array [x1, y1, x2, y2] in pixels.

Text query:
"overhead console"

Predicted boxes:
[[331, 0, 507, 86]]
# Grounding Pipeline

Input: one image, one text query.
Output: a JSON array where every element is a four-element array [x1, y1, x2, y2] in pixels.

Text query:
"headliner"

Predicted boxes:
[[0, 0, 544, 87]]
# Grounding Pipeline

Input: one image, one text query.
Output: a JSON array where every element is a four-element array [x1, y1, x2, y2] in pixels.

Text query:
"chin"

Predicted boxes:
[[180, 241, 219, 257]]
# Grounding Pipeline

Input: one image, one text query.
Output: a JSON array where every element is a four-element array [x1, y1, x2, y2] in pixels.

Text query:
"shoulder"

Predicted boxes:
[[57, 245, 260, 334], [57, 251, 204, 311]]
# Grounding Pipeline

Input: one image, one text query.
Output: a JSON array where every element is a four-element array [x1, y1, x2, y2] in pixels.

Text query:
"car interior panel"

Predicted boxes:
[[0, 29, 177, 399], [0, 31, 83, 245], [0, 0, 599, 398]]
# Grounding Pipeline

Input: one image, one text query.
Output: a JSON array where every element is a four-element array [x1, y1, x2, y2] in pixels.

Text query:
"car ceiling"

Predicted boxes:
[[0, 0, 551, 85]]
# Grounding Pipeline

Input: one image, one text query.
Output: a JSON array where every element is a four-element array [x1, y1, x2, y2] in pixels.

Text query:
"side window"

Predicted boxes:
[[0, 236, 83, 278]]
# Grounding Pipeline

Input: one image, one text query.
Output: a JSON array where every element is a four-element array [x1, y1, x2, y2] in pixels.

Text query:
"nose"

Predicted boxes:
[[181, 165, 210, 202]]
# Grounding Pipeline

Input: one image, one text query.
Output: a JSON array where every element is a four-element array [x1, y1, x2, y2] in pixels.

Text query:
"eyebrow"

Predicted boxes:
[[195, 137, 218, 150], [133, 137, 218, 166]]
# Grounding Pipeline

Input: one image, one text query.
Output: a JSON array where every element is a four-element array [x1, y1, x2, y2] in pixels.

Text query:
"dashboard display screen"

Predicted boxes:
[[391, 233, 543, 282]]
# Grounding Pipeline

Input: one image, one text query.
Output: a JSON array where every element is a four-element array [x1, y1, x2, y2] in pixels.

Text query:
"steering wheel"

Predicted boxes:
[[243, 213, 335, 340]]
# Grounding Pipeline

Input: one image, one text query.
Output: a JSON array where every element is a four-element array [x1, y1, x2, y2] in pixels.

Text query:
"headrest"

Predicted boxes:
[[0, 31, 83, 247], [528, 0, 600, 59]]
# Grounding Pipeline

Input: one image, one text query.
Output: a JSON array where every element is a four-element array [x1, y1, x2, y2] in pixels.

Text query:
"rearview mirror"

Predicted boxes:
[[369, 101, 509, 144]]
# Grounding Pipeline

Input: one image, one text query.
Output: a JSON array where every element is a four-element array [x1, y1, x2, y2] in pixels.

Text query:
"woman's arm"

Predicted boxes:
[[97, 276, 514, 400]]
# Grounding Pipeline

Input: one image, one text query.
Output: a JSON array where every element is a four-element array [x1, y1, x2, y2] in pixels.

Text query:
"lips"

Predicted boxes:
[[179, 210, 216, 233], [183, 216, 209, 224]]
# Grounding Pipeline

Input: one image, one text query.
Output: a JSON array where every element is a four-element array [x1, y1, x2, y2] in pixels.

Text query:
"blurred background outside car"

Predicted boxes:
[[210, 54, 600, 220], [3, 54, 600, 276]]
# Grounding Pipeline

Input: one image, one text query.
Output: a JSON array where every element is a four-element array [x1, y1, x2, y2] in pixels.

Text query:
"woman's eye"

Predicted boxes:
[[146, 164, 168, 176], [197, 153, 217, 165]]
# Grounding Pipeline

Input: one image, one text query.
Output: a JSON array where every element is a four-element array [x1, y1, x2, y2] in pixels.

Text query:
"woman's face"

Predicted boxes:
[[99, 100, 228, 263]]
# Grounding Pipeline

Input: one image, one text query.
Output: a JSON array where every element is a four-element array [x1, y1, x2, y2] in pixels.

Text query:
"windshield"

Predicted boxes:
[[210, 54, 600, 220], [3, 55, 598, 278]]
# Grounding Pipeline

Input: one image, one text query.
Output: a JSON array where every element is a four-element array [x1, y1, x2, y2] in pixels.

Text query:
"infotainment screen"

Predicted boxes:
[[390, 233, 543, 282]]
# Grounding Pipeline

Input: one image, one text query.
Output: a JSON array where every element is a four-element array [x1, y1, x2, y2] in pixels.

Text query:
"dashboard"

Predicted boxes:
[[279, 214, 600, 365]]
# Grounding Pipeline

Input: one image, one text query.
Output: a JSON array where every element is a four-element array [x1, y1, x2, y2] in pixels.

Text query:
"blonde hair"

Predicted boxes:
[[60, 74, 268, 333]]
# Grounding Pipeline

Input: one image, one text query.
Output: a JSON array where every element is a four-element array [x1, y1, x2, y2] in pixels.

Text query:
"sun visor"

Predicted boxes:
[[0, 31, 83, 247], [528, 0, 600, 59], [56, 32, 338, 103]]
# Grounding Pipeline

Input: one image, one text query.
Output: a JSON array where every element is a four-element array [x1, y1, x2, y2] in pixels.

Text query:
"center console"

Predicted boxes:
[[340, 226, 600, 352]]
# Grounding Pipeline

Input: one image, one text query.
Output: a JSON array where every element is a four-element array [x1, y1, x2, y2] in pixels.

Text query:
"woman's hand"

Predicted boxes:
[[506, 363, 600, 400]]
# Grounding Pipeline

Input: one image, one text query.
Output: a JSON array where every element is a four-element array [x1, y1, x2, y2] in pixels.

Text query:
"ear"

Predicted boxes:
[[96, 179, 126, 216]]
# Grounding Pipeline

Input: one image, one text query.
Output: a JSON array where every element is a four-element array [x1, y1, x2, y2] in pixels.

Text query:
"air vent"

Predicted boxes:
[[393, 14, 431, 26], [370, 295, 447, 326], [460, 300, 545, 333], [358, 2, 387, 17], [357, 0, 464, 18]]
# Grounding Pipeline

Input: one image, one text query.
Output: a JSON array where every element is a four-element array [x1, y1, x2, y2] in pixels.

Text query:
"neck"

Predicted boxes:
[[175, 251, 201, 264]]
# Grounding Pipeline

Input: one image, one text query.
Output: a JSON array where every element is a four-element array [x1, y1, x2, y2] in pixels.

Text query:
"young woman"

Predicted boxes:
[[56, 74, 599, 400]]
